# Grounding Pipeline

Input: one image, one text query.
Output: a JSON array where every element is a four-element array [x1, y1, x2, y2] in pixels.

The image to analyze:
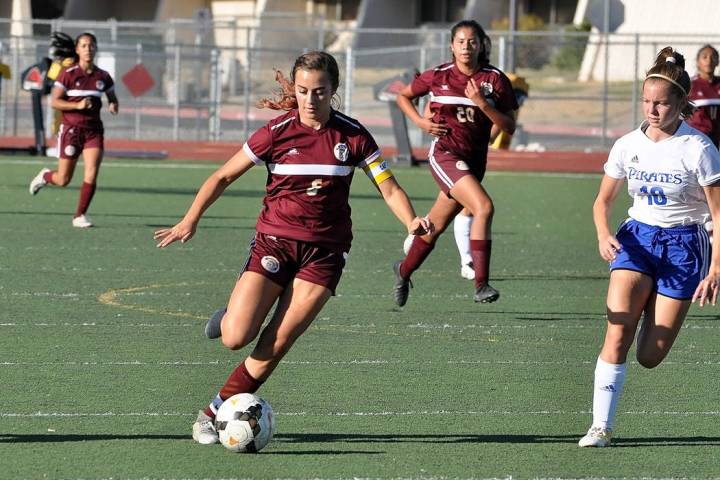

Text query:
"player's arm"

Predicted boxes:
[[106, 88, 119, 115], [396, 84, 447, 137], [50, 84, 90, 111], [154, 149, 255, 248], [464, 78, 516, 134], [377, 176, 432, 236], [592, 175, 625, 262], [693, 182, 720, 306]]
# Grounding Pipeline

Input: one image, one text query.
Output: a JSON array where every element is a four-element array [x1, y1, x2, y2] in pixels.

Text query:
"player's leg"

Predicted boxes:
[[30, 125, 77, 194], [193, 271, 284, 444], [579, 269, 653, 447], [393, 191, 461, 306], [448, 174, 497, 302], [453, 207, 475, 280], [635, 294, 690, 368], [72, 146, 103, 227]]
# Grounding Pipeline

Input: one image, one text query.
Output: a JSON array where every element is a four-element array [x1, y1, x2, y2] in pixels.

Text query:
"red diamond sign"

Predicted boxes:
[[122, 63, 155, 97]]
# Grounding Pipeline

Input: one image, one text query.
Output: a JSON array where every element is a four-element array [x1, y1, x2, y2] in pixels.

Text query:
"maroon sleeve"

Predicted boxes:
[[354, 126, 381, 166], [103, 71, 115, 92], [54, 68, 71, 90], [409, 69, 435, 97], [493, 72, 519, 113], [243, 123, 273, 164]]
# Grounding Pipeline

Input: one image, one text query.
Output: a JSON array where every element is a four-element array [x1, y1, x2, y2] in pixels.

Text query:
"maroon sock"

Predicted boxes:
[[470, 239, 492, 289], [203, 361, 264, 418], [75, 182, 96, 217], [43, 170, 56, 185], [399, 236, 434, 279]]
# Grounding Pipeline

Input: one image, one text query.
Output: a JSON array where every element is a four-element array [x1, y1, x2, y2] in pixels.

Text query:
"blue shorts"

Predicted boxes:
[[611, 219, 711, 299]]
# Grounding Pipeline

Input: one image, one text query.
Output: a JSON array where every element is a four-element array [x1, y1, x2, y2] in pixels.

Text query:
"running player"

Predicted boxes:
[[579, 47, 720, 448], [687, 44, 720, 148], [28, 32, 118, 228], [153, 51, 432, 445], [392, 20, 518, 305]]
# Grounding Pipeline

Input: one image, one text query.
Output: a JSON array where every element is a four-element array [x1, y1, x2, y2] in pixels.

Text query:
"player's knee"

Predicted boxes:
[[468, 199, 494, 220], [636, 352, 662, 369], [56, 175, 71, 187], [221, 329, 256, 350]]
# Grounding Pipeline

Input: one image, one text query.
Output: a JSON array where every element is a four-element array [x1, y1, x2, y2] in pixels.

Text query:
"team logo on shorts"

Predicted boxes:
[[455, 160, 470, 171], [64, 145, 77, 157], [96, 80, 104, 90], [334, 143, 349, 162], [261, 255, 280, 273]]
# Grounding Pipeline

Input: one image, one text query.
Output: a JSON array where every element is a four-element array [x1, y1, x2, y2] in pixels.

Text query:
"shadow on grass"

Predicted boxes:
[[275, 432, 580, 444], [0, 433, 188, 443]]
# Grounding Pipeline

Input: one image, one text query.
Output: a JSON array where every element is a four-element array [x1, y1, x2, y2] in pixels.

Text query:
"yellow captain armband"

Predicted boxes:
[[362, 156, 394, 187]]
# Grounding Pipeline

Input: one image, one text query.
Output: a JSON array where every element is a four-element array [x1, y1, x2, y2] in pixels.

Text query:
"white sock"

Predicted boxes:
[[591, 356, 626, 431], [453, 213, 473, 266]]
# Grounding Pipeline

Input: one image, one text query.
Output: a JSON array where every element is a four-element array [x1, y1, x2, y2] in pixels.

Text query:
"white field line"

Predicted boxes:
[[2, 410, 720, 418], [2, 359, 720, 367], [0, 157, 600, 179]]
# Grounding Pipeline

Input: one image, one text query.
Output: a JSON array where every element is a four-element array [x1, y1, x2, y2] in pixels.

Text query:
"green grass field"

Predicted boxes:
[[1, 156, 719, 479]]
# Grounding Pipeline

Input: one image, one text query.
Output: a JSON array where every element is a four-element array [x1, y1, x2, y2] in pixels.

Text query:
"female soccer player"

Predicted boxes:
[[392, 20, 517, 305], [154, 51, 431, 445], [29, 32, 118, 228], [687, 44, 720, 148], [579, 47, 720, 448]]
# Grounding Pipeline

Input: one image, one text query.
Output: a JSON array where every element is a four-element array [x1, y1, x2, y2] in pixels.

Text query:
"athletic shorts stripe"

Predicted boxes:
[[428, 140, 454, 190]]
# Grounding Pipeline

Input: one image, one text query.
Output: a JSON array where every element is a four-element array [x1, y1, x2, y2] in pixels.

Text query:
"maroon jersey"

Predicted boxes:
[[687, 75, 720, 145], [243, 109, 385, 251], [411, 62, 518, 161], [54, 64, 114, 130]]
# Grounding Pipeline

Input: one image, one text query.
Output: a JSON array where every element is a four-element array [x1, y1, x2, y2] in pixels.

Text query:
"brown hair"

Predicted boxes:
[[257, 51, 340, 110], [450, 20, 491, 65], [644, 46, 693, 117]]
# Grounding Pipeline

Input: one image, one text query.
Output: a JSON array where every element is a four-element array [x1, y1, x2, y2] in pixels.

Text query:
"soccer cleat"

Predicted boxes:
[[474, 283, 499, 303], [192, 410, 219, 445], [205, 307, 226, 339], [392, 260, 412, 307], [72, 214, 93, 228], [578, 426, 612, 447], [460, 262, 475, 280], [29, 168, 51, 195]]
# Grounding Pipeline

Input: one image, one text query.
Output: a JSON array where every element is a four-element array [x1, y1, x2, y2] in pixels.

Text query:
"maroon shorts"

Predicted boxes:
[[242, 232, 347, 294], [57, 124, 104, 160], [427, 142, 486, 197]]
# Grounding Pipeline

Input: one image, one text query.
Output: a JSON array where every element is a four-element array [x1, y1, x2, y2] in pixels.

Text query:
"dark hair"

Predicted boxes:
[[450, 20, 491, 64], [75, 32, 97, 46], [644, 46, 693, 117], [696, 44, 719, 63], [257, 51, 340, 110], [50, 31, 76, 61]]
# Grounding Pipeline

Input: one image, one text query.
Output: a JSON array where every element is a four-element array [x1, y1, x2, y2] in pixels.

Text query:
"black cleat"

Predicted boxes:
[[205, 307, 226, 339], [474, 284, 499, 303], [392, 260, 412, 306]]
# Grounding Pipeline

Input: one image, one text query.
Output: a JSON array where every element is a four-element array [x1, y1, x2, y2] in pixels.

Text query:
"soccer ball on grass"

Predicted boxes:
[[215, 393, 275, 453]]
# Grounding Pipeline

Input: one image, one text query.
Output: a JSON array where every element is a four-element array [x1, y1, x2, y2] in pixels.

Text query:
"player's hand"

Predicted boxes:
[[154, 220, 197, 248], [109, 102, 119, 115], [416, 117, 448, 137], [692, 272, 720, 307], [598, 234, 621, 262], [77, 97, 92, 110], [408, 216, 433, 236], [465, 78, 487, 107]]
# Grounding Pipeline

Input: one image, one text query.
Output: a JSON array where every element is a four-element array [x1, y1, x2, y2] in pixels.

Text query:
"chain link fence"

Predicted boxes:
[[2, 17, 720, 151]]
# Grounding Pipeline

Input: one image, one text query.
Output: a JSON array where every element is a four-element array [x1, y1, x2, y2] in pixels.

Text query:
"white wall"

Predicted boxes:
[[578, 0, 720, 81]]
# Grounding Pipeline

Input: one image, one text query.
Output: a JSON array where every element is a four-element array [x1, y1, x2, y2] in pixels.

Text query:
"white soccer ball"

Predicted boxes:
[[705, 220, 714, 244], [215, 393, 276, 453]]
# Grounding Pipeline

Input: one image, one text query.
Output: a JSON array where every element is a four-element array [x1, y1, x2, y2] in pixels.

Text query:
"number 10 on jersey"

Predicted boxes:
[[639, 185, 667, 205]]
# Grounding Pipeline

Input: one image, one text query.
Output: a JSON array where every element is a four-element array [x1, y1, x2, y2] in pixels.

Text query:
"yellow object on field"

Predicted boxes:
[[490, 72, 529, 150], [0, 62, 11, 80]]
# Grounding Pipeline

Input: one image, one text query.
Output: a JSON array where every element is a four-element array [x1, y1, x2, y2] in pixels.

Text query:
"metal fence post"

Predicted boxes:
[[173, 44, 181, 141], [134, 42, 143, 140], [243, 29, 251, 141], [0, 40, 4, 136], [632, 33, 640, 129], [208, 48, 222, 141], [344, 46, 353, 116], [11, 36, 19, 137]]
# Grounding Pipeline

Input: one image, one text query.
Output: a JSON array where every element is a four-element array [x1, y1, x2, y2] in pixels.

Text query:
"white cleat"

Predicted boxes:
[[403, 234, 415, 255], [578, 426, 612, 447], [460, 262, 475, 280], [192, 411, 219, 445], [29, 168, 51, 195], [72, 214, 93, 228]]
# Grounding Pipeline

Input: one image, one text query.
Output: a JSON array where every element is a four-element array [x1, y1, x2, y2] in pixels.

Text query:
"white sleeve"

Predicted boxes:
[[603, 141, 626, 179], [695, 143, 720, 186]]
